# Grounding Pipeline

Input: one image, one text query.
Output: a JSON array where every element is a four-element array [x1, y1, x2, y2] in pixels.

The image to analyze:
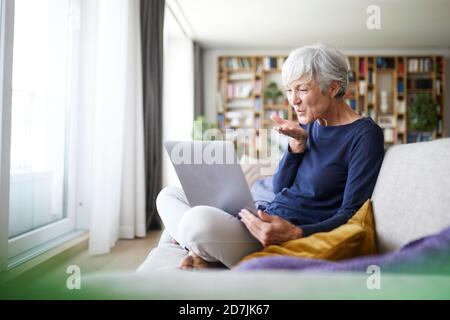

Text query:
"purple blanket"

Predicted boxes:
[[235, 225, 450, 274]]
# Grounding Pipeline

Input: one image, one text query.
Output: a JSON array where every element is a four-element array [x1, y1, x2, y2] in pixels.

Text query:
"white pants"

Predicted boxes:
[[156, 186, 262, 268]]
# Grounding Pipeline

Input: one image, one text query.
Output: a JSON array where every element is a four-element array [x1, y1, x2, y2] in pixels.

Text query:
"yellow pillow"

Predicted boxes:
[[240, 199, 377, 263]]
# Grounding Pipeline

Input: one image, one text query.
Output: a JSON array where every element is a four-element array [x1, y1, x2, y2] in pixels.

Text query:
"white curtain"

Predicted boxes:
[[79, 0, 146, 255]]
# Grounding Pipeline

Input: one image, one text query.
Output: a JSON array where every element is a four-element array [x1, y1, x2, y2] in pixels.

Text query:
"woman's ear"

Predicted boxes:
[[328, 81, 340, 98]]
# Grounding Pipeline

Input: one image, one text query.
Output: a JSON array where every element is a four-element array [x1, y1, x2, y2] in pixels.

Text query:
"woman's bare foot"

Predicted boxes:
[[180, 252, 226, 270]]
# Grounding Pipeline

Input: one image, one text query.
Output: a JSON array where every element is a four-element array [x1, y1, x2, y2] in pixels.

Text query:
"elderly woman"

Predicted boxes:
[[156, 44, 384, 270]]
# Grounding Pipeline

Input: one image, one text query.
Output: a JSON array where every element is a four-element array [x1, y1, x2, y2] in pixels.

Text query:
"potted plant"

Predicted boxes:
[[264, 82, 283, 105], [192, 116, 215, 140], [407, 93, 438, 142]]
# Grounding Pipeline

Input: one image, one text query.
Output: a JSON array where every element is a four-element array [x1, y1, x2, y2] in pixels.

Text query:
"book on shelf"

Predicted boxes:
[[217, 114, 224, 129], [397, 60, 405, 75], [383, 128, 396, 144], [254, 115, 261, 129], [376, 57, 395, 69], [396, 99, 406, 114], [254, 80, 262, 94], [407, 58, 433, 73], [263, 57, 280, 70], [225, 57, 253, 70], [437, 119, 443, 134], [407, 132, 433, 143], [368, 69, 374, 84], [358, 96, 365, 110], [359, 80, 366, 95], [255, 97, 262, 111], [378, 115, 396, 128], [436, 80, 441, 96], [359, 59, 366, 77], [367, 91, 373, 105], [256, 63, 263, 75], [227, 83, 253, 98], [397, 80, 404, 94], [397, 118, 406, 134]]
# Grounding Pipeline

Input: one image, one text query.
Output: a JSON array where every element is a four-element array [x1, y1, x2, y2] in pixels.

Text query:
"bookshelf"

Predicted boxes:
[[216, 56, 289, 131], [345, 56, 446, 146], [216, 56, 289, 158], [216, 55, 445, 154]]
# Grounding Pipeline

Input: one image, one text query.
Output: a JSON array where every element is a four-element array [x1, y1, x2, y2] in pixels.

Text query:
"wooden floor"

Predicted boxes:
[[66, 230, 163, 273]]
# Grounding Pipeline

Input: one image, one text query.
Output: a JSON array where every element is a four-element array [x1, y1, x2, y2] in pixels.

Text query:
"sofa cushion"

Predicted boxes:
[[372, 138, 450, 253], [239, 199, 376, 263]]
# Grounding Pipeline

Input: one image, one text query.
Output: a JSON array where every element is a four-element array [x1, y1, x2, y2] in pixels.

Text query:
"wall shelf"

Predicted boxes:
[[216, 54, 445, 155]]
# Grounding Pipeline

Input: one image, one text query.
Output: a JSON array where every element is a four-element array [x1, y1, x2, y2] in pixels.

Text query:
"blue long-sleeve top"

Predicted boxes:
[[263, 117, 385, 237]]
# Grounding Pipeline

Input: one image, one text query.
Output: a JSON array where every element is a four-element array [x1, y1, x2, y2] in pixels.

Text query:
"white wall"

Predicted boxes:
[[203, 47, 450, 137], [162, 8, 194, 187]]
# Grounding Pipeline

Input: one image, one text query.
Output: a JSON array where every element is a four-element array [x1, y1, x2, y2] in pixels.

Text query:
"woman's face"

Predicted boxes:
[[286, 77, 333, 125]]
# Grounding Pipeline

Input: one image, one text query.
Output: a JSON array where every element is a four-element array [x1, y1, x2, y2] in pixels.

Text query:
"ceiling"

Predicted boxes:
[[172, 0, 450, 49]]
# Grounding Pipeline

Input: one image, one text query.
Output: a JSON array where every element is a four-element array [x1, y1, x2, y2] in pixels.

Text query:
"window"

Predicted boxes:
[[0, 0, 14, 270], [0, 0, 82, 269], [9, 0, 74, 237], [162, 6, 194, 187]]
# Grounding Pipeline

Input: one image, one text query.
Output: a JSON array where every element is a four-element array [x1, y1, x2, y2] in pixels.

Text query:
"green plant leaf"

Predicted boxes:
[[408, 93, 438, 132], [264, 82, 283, 100]]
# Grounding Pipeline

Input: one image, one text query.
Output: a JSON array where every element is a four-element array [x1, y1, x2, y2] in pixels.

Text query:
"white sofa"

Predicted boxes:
[[138, 138, 450, 271], [79, 138, 450, 299]]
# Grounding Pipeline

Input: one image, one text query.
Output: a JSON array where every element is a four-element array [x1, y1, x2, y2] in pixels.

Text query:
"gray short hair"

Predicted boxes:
[[282, 44, 350, 99]]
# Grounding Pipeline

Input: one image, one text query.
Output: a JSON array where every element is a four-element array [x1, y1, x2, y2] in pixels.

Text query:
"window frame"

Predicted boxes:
[[0, 0, 82, 270], [0, 0, 15, 272]]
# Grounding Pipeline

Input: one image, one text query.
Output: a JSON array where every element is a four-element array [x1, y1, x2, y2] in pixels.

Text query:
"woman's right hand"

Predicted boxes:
[[271, 114, 308, 153]]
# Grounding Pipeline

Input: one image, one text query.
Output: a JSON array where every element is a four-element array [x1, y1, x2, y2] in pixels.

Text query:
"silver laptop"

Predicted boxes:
[[164, 140, 257, 216]]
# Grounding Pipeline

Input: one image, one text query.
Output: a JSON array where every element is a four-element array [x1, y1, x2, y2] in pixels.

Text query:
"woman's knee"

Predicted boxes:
[[156, 186, 182, 212], [178, 206, 224, 245]]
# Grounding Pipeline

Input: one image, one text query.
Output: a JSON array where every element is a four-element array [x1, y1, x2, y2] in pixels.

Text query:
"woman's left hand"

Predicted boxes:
[[239, 209, 303, 246]]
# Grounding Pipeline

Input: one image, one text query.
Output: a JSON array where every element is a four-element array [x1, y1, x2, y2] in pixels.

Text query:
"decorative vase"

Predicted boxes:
[[226, 111, 243, 127]]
